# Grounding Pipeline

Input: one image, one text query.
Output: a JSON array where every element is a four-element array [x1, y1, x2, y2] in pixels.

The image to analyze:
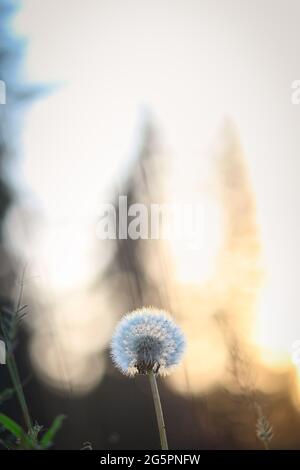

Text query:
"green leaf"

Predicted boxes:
[[0, 413, 23, 438], [40, 415, 66, 449], [0, 413, 33, 449]]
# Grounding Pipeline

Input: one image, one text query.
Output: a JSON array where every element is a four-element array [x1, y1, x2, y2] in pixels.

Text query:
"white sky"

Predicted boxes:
[[12, 0, 300, 356]]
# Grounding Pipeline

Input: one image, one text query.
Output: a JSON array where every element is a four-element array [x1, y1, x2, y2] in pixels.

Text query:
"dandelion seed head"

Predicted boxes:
[[111, 307, 186, 376]]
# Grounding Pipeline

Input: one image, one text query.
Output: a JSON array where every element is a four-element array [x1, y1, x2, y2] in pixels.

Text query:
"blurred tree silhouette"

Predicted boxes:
[[0, 0, 21, 310], [0, 0, 36, 440], [104, 113, 167, 311], [0, 0, 34, 300]]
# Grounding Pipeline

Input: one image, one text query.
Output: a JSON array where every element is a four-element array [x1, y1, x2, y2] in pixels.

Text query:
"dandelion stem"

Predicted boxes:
[[148, 370, 168, 450]]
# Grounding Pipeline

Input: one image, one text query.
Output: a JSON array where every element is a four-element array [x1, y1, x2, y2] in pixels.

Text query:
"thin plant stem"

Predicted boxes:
[[263, 441, 269, 450], [6, 265, 33, 432], [6, 351, 32, 432], [148, 370, 168, 450]]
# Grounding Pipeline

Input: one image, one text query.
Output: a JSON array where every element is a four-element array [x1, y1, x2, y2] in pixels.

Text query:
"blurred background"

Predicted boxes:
[[1, 0, 300, 449]]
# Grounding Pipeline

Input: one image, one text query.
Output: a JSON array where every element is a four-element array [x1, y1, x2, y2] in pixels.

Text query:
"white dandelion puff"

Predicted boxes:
[[110, 307, 186, 450], [111, 307, 186, 376]]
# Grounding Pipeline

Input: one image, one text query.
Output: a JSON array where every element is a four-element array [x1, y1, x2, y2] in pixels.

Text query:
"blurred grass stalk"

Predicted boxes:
[[2, 268, 33, 434], [6, 350, 32, 433]]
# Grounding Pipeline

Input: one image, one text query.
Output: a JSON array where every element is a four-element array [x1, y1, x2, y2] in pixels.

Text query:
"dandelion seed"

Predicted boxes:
[[110, 307, 186, 450]]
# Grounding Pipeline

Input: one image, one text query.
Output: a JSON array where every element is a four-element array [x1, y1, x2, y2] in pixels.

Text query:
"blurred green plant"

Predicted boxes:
[[0, 413, 66, 450], [0, 269, 33, 434], [0, 269, 66, 450]]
